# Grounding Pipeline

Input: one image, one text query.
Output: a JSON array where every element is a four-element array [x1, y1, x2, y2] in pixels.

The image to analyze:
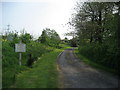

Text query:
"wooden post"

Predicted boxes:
[[19, 52, 22, 66]]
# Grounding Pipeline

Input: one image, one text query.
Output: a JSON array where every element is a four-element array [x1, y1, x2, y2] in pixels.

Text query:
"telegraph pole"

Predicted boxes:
[[7, 25, 10, 32], [6, 24, 10, 35]]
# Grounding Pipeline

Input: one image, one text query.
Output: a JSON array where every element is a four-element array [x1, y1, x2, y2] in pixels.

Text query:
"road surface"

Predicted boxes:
[[57, 48, 119, 88]]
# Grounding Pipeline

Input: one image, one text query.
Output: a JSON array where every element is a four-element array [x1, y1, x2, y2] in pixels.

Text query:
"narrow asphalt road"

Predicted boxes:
[[57, 48, 119, 88]]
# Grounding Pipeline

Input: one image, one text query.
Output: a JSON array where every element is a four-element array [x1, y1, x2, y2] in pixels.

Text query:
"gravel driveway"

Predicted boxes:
[[57, 48, 119, 88]]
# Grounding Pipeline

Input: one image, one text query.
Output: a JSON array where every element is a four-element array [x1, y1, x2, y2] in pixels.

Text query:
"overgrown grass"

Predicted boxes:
[[11, 49, 63, 88], [2, 40, 54, 88], [2, 39, 71, 88], [74, 48, 119, 75], [2, 65, 30, 88]]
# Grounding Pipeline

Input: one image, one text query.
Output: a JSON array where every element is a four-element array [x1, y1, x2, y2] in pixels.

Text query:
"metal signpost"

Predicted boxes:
[[15, 41, 26, 66]]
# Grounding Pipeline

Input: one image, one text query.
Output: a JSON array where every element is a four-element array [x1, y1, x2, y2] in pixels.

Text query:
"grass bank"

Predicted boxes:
[[74, 48, 119, 75], [11, 49, 63, 88]]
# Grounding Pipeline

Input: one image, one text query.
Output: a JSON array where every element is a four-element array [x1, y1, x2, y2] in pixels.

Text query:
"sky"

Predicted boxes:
[[1, 0, 78, 39]]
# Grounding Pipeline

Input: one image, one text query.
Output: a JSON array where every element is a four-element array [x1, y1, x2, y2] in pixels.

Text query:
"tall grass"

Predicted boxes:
[[12, 49, 62, 88], [2, 40, 53, 88]]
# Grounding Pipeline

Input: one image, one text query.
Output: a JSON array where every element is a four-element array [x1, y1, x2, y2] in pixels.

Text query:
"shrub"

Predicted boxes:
[[78, 43, 119, 70]]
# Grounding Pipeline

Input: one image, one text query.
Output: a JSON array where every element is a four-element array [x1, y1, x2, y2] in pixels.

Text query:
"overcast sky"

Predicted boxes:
[[2, 0, 78, 39]]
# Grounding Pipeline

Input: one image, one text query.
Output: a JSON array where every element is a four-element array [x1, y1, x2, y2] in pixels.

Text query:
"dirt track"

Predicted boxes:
[[57, 48, 119, 88]]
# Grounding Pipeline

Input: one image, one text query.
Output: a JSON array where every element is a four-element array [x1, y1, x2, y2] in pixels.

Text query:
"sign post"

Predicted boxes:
[[15, 41, 26, 66], [19, 53, 22, 66]]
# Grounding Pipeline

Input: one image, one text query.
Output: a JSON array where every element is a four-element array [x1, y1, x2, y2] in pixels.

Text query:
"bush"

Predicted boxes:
[[78, 43, 119, 70]]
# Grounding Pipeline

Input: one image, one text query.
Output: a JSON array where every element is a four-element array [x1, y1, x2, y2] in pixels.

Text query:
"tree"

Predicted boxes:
[[69, 37, 78, 47], [20, 33, 33, 43], [38, 30, 47, 44], [38, 28, 61, 47], [63, 37, 69, 43], [69, 1, 120, 70], [71, 2, 116, 44]]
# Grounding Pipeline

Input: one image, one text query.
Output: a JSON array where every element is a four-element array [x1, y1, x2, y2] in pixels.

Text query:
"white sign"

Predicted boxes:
[[15, 43, 26, 52]]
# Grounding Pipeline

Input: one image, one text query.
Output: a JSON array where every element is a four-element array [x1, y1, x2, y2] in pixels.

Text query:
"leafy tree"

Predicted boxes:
[[38, 30, 47, 44], [38, 28, 61, 47], [69, 1, 120, 70], [69, 37, 78, 47], [20, 33, 33, 44], [72, 2, 116, 44], [62, 37, 69, 43]]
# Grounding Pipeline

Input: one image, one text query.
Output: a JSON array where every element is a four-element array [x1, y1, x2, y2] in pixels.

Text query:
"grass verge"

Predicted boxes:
[[74, 48, 119, 75], [11, 49, 63, 88]]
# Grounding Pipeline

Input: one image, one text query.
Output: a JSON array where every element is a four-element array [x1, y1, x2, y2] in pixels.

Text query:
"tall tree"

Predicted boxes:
[[71, 2, 116, 44], [38, 30, 48, 44], [69, 1, 120, 69]]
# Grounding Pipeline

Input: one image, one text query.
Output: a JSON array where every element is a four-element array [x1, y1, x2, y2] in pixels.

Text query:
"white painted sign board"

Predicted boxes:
[[15, 43, 26, 52]]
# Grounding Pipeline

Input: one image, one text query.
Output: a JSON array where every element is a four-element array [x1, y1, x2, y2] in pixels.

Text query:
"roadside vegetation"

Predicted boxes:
[[2, 1, 120, 88], [68, 1, 120, 75], [11, 49, 63, 88], [74, 48, 119, 75], [2, 28, 70, 88]]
